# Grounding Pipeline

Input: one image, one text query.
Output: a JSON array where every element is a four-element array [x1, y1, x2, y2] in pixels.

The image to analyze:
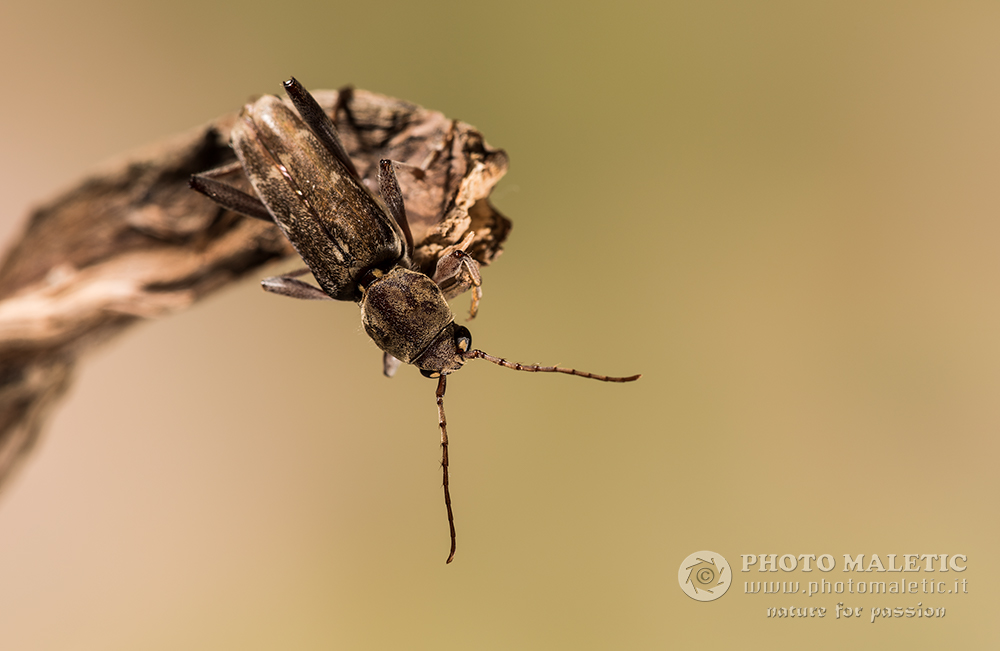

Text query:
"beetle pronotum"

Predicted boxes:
[[191, 78, 640, 563]]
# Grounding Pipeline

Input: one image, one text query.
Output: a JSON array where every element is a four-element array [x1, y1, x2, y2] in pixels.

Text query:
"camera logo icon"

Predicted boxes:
[[678, 551, 732, 602]]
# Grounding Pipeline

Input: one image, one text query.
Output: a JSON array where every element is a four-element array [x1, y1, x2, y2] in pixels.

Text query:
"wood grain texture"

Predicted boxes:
[[0, 87, 510, 492]]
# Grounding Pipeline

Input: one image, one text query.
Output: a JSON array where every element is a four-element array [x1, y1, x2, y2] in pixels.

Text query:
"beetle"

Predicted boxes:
[[191, 78, 640, 563]]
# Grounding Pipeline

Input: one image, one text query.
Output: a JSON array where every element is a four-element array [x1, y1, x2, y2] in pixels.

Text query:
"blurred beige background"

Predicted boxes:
[[1, 1, 998, 649]]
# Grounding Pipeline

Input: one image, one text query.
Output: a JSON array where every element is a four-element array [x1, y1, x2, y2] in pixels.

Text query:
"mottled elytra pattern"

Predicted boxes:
[[232, 96, 405, 301]]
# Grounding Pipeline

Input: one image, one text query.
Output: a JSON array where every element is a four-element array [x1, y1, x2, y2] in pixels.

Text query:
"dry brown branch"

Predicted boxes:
[[0, 88, 511, 493]]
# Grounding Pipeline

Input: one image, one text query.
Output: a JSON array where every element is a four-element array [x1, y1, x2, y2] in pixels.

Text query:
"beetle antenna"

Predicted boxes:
[[435, 375, 458, 563], [463, 349, 641, 382]]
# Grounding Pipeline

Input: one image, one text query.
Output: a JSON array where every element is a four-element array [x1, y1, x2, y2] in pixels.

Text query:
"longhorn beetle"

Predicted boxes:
[[191, 78, 640, 563]]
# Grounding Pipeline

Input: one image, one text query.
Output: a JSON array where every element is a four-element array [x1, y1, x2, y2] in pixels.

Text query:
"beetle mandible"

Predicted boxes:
[[191, 78, 640, 563]]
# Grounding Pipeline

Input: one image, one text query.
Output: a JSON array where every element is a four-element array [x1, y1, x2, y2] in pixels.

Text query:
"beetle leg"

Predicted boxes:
[[196, 160, 244, 178], [377, 160, 415, 262], [261, 270, 334, 300], [189, 174, 273, 223], [383, 352, 403, 377], [283, 77, 361, 181], [433, 231, 482, 319]]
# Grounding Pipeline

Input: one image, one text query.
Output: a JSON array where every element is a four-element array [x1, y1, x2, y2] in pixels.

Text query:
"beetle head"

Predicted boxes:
[[416, 324, 472, 378]]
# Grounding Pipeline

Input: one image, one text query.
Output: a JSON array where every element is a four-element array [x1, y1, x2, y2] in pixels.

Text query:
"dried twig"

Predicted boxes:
[[0, 88, 510, 493]]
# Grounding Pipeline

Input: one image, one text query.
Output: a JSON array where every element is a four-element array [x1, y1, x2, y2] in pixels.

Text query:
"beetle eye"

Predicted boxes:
[[420, 369, 441, 379], [454, 325, 472, 353]]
